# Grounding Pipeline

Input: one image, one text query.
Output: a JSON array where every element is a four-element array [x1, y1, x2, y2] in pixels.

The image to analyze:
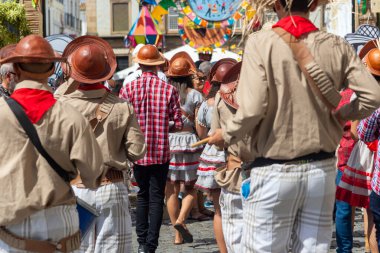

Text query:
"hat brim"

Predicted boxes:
[[359, 40, 378, 60], [1, 54, 66, 65], [135, 58, 166, 66], [222, 62, 242, 84], [62, 35, 117, 84]]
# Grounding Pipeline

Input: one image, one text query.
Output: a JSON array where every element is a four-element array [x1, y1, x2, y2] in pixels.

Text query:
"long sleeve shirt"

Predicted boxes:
[[223, 29, 380, 160]]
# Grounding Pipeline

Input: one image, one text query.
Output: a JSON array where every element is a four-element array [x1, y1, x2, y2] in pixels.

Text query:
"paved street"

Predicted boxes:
[[130, 199, 367, 253]]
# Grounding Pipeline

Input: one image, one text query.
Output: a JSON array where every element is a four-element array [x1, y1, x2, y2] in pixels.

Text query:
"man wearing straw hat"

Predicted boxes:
[[0, 35, 104, 252], [120, 45, 182, 253], [58, 35, 147, 253], [209, 0, 380, 252]]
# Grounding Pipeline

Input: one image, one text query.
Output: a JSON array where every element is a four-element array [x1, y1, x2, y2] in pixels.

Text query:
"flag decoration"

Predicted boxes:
[[139, 0, 157, 5], [124, 6, 163, 48], [152, 0, 176, 23], [362, 0, 367, 14], [178, 13, 231, 49]]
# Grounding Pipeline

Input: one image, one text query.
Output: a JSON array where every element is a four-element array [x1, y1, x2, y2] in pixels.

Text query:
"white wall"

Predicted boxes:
[[325, 0, 352, 37]]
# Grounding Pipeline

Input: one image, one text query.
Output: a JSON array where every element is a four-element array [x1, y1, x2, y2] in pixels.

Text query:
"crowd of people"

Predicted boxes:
[[2, 0, 380, 253]]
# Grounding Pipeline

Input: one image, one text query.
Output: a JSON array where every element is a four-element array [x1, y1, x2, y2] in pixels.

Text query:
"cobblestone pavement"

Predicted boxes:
[[130, 203, 368, 253]]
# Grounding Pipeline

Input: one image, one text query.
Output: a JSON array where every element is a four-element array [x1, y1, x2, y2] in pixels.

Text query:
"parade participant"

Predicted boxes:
[[119, 45, 182, 253], [208, 0, 380, 251], [0, 35, 104, 252], [58, 36, 147, 253], [213, 61, 253, 253], [194, 58, 236, 253], [122, 44, 167, 87], [192, 70, 206, 94], [357, 42, 380, 251], [165, 51, 204, 245], [199, 61, 212, 96], [0, 44, 17, 97]]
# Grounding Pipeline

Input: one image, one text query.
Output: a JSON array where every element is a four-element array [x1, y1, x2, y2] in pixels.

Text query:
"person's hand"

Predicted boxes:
[[208, 128, 225, 148]]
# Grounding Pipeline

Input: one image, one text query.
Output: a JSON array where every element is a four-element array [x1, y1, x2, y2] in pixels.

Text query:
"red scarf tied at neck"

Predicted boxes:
[[272, 15, 318, 38]]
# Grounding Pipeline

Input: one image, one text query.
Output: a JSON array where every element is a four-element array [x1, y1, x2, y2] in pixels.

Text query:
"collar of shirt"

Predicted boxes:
[[78, 83, 110, 92], [272, 15, 318, 38], [140, 71, 158, 78], [65, 87, 108, 99], [11, 80, 56, 124]]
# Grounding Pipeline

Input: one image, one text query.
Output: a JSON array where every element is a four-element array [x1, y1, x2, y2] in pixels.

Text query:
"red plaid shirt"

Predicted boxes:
[[336, 88, 356, 172], [119, 72, 182, 166]]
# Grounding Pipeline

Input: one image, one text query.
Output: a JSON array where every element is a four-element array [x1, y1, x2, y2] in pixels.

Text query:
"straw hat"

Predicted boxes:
[[62, 35, 116, 84], [209, 58, 237, 83], [166, 52, 196, 77], [135, 45, 165, 66]]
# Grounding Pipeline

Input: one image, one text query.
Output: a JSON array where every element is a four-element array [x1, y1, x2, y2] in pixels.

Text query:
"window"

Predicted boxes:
[[167, 7, 179, 32], [111, 1, 129, 33]]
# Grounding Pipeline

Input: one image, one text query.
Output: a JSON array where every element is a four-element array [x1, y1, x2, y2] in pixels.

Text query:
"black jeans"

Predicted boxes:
[[370, 191, 380, 251], [133, 162, 169, 252]]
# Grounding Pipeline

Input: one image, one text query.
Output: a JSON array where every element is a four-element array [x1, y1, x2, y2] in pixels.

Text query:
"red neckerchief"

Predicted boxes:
[[11, 88, 56, 124], [272, 16, 318, 38], [78, 83, 110, 92]]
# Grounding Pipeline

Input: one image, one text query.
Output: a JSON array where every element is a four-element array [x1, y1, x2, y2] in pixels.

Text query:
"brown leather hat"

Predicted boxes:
[[0, 35, 65, 64], [364, 48, 380, 77], [62, 35, 117, 84], [135, 45, 165, 66], [209, 58, 237, 83], [359, 40, 380, 77], [167, 52, 196, 77], [0, 44, 16, 61], [220, 61, 242, 109]]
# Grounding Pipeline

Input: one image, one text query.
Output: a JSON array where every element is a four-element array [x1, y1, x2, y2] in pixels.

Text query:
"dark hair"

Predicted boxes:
[[169, 76, 193, 105], [206, 81, 221, 100], [279, 0, 312, 12]]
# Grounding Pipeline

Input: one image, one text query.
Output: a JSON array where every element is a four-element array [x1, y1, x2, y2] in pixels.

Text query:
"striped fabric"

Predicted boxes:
[[72, 183, 132, 253], [242, 158, 336, 253], [220, 188, 243, 253], [0, 205, 79, 253], [120, 71, 182, 166], [357, 109, 380, 195], [336, 141, 374, 208]]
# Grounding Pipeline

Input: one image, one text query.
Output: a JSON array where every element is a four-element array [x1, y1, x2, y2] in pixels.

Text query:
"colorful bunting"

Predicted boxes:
[[32, 0, 39, 9], [152, 0, 176, 23], [125, 6, 163, 48]]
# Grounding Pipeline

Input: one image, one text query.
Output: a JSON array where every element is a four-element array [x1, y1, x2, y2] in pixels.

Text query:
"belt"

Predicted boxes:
[[249, 151, 335, 168], [71, 168, 124, 187], [0, 226, 80, 253], [170, 127, 194, 133]]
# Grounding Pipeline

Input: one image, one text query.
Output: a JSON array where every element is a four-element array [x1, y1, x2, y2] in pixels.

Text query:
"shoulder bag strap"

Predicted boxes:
[[272, 27, 341, 110], [89, 92, 116, 130], [5, 98, 70, 182]]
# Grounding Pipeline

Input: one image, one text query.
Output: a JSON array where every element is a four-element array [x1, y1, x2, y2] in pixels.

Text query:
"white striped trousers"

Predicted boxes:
[[0, 205, 79, 253], [72, 182, 132, 253], [220, 188, 244, 253], [242, 158, 336, 253]]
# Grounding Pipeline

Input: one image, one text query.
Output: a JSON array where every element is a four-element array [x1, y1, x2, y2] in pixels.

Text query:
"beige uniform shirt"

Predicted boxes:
[[212, 94, 253, 162], [0, 81, 104, 226], [223, 30, 380, 160], [58, 88, 146, 170]]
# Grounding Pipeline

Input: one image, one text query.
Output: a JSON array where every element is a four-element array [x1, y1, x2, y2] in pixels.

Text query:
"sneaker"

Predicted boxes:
[[204, 200, 214, 208]]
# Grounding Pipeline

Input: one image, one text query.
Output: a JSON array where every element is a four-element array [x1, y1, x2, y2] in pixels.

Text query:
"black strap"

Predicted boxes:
[[5, 98, 70, 182]]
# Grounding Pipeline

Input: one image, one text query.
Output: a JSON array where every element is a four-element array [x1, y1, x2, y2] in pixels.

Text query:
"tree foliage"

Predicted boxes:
[[0, 0, 31, 47]]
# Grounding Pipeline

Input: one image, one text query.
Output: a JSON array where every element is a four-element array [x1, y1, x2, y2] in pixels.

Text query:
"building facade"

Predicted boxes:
[[44, 0, 82, 37]]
